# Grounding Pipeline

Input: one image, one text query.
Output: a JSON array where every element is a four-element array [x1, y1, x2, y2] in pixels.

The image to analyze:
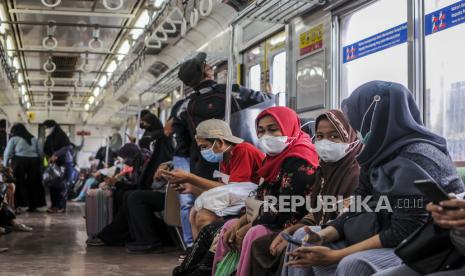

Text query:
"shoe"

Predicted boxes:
[[27, 208, 38, 213], [0, 248, 8, 253], [56, 208, 66, 213], [71, 197, 84, 202], [86, 237, 104, 246], [126, 242, 163, 254], [13, 223, 33, 232], [46, 208, 57, 213]]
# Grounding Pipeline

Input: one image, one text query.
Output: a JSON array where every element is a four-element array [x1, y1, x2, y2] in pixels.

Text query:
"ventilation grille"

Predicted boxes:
[[51, 56, 79, 78]]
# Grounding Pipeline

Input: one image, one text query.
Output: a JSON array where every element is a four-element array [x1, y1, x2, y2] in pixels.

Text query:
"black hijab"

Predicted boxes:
[[341, 81, 447, 169], [11, 123, 34, 145], [139, 114, 164, 151], [43, 120, 71, 156]]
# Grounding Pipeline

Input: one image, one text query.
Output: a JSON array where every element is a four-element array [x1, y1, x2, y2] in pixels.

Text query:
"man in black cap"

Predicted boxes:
[[172, 52, 272, 247]]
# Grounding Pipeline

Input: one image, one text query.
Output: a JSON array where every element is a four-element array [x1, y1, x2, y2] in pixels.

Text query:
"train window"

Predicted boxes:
[[271, 52, 286, 106], [425, 0, 465, 161], [249, 64, 261, 91], [340, 0, 408, 99]]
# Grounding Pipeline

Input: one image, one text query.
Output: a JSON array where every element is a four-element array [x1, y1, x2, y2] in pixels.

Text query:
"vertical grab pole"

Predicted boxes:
[[135, 94, 142, 144], [105, 136, 110, 166], [123, 105, 128, 144], [225, 25, 235, 124]]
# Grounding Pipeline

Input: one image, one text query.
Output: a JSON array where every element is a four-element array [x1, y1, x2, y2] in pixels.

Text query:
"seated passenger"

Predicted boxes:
[[283, 81, 465, 276], [374, 195, 465, 275], [86, 136, 173, 253], [160, 119, 264, 239], [212, 106, 319, 276], [249, 109, 362, 275]]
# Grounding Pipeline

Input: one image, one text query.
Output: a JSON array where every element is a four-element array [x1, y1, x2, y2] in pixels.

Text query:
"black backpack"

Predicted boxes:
[[185, 85, 240, 140]]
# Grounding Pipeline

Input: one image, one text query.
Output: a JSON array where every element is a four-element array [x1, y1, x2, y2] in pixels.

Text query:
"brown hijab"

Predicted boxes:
[[309, 109, 362, 224]]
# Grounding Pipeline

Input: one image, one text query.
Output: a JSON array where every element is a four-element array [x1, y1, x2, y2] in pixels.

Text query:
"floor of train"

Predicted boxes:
[[0, 203, 181, 276]]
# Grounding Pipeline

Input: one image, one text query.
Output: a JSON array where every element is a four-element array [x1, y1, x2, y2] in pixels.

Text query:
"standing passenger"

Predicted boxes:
[[43, 120, 73, 213], [3, 124, 45, 212]]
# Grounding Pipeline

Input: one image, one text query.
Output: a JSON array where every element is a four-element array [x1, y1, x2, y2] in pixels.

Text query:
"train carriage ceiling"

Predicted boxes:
[[0, 0, 240, 124], [0, 0, 321, 125]]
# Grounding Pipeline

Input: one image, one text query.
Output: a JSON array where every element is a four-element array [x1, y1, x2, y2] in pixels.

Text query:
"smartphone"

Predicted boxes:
[[414, 179, 456, 209], [281, 232, 304, 246]]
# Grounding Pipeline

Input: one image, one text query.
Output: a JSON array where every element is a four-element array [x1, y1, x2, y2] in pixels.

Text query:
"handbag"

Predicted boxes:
[[395, 220, 465, 274], [43, 164, 65, 188]]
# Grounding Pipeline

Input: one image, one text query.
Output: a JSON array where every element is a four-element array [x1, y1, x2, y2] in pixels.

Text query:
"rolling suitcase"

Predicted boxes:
[[85, 189, 113, 238]]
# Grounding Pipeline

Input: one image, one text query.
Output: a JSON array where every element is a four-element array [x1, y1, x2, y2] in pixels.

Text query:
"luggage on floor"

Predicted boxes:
[[85, 189, 113, 238]]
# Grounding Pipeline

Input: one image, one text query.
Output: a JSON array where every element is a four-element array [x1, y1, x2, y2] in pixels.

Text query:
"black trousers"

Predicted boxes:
[[11, 156, 46, 209], [49, 162, 74, 209], [98, 190, 166, 246]]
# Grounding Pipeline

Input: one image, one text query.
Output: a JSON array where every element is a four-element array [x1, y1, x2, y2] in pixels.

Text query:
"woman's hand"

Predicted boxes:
[[303, 226, 325, 245], [223, 219, 247, 251], [234, 223, 252, 252], [161, 169, 191, 184], [427, 199, 465, 231], [172, 183, 194, 194], [286, 246, 344, 267], [270, 232, 288, 256], [154, 163, 170, 180]]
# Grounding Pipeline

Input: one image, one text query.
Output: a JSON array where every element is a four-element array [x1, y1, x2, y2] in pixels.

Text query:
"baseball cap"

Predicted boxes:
[[195, 119, 243, 144], [178, 52, 207, 88]]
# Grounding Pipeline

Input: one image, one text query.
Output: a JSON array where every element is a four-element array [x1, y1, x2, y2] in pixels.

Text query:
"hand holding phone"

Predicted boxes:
[[414, 179, 457, 210]]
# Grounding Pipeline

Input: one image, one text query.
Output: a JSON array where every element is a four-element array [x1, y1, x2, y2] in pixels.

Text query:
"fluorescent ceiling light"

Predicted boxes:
[[106, 60, 117, 74], [93, 87, 101, 97], [251, 47, 260, 55], [20, 85, 26, 95], [117, 40, 131, 61], [88, 96, 95, 104], [6, 36, 14, 57], [13, 57, 20, 69], [154, 0, 166, 8], [0, 5, 7, 34], [18, 73, 24, 84], [130, 10, 150, 40], [26, 102, 31, 109], [270, 35, 286, 46], [98, 75, 108, 88], [84, 103, 90, 111]]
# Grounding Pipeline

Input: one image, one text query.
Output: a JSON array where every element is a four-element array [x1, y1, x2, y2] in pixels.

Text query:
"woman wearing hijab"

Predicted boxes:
[[139, 113, 164, 151], [3, 123, 45, 211], [212, 106, 319, 276], [86, 136, 173, 250], [284, 81, 465, 276], [43, 120, 73, 213], [250, 109, 362, 275]]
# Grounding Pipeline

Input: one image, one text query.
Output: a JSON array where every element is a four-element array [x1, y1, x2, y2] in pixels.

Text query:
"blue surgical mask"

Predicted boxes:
[[357, 95, 381, 145], [200, 140, 230, 163]]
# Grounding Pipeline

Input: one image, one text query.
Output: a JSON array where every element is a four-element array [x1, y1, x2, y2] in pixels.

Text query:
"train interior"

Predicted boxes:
[[0, 0, 464, 275]]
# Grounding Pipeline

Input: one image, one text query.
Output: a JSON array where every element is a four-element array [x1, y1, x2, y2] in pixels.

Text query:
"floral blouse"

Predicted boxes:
[[255, 157, 317, 229]]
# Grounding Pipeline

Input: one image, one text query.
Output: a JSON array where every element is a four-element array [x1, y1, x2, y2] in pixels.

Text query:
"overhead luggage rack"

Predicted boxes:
[[142, 53, 227, 96], [239, 0, 325, 24]]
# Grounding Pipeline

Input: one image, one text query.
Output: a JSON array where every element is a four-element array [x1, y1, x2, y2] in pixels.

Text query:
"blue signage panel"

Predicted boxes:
[[425, 0, 465, 36], [342, 23, 407, 64]]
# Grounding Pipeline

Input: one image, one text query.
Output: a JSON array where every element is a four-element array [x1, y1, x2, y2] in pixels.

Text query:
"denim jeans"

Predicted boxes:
[[173, 156, 195, 247]]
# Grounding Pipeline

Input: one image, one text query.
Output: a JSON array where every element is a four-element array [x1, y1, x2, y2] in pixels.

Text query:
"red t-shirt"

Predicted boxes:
[[220, 142, 265, 184]]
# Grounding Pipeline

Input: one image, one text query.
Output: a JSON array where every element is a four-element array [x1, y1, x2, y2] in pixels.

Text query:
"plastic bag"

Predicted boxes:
[[214, 252, 240, 276], [43, 164, 65, 188], [194, 182, 257, 217]]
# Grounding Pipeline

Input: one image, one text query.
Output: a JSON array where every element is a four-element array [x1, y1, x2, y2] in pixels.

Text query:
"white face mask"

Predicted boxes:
[[45, 127, 54, 136], [258, 135, 289, 156], [315, 139, 355, 163]]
